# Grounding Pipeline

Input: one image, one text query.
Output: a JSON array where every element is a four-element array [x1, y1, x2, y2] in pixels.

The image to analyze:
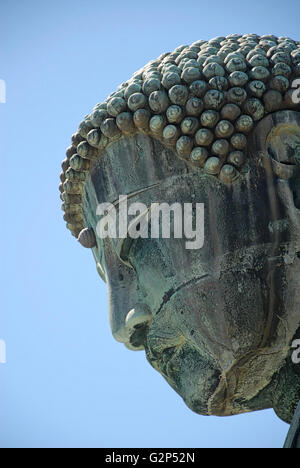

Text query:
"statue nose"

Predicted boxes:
[[124, 304, 153, 350]]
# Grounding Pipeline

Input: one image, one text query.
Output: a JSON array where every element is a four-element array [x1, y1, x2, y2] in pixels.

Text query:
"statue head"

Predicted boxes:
[[60, 34, 300, 423]]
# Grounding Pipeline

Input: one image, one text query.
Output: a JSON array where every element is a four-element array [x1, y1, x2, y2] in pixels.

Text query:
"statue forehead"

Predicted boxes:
[[59, 34, 300, 241], [88, 135, 198, 203]]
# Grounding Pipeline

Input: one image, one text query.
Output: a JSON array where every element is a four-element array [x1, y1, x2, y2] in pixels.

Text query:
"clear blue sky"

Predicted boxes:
[[1, 0, 299, 448]]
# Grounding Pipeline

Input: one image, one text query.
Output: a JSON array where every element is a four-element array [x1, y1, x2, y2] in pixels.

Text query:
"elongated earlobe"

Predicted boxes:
[[78, 228, 97, 248]]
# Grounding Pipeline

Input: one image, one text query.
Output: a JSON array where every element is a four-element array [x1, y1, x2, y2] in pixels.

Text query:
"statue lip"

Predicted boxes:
[[145, 333, 185, 364], [157, 346, 181, 380]]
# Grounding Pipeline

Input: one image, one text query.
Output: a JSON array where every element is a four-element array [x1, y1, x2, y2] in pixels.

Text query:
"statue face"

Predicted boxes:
[[60, 31, 300, 424], [84, 111, 300, 418]]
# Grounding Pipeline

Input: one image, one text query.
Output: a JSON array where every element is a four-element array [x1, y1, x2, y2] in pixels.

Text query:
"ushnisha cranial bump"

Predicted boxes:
[[60, 34, 300, 240]]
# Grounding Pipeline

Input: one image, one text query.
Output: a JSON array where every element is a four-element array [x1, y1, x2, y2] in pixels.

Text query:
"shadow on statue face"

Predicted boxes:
[[84, 111, 300, 418]]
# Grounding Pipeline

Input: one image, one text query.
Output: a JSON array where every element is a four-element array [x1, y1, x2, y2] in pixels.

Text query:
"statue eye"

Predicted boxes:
[[114, 206, 151, 266], [117, 236, 135, 267]]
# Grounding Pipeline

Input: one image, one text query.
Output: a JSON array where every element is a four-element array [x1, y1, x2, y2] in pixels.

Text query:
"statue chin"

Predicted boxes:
[[143, 250, 300, 420]]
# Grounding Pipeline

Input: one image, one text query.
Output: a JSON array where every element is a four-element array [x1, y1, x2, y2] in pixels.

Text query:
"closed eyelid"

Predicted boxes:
[[99, 181, 171, 266], [118, 206, 152, 265], [111, 183, 160, 208]]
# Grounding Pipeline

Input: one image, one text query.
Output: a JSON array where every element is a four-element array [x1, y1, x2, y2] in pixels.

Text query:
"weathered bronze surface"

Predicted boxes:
[[60, 34, 300, 431]]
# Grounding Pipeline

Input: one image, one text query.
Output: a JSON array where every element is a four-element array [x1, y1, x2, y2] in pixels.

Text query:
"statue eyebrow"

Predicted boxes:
[[111, 183, 160, 207]]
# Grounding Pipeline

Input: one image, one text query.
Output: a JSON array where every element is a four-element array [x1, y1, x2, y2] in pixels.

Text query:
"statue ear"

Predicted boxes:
[[249, 111, 300, 165], [277, 179, 298, 211], [289, 176, 300, 210], [276, 179, 300, 244], [248, 111, 300, 244]]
